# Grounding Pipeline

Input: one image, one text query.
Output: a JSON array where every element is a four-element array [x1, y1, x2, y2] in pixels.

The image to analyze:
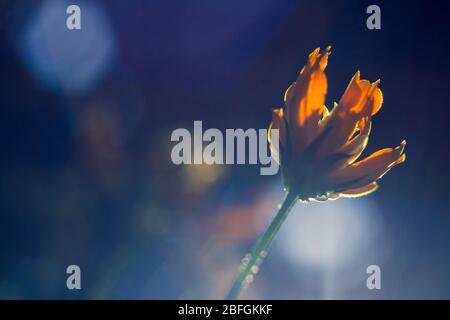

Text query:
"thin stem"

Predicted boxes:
[[226, 192, 298, 300]]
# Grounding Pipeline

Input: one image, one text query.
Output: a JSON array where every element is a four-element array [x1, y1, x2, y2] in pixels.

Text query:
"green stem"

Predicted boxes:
[[226, 192, 298, 300]]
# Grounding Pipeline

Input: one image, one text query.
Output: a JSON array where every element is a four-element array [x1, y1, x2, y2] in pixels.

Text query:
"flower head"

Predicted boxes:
[[269, 47, 406, 201]]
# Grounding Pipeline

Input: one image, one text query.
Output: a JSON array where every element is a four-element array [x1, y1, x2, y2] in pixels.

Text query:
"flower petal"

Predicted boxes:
[[337, 116, 372, 166], [317, 72, 382, 156], [286, 47, 330, 155], [327, 140, 406, 191], [370, 85, 383, 116], [268, 108, 286, 164], [337, 182, 379, 198], [341, 71, 372, 114]]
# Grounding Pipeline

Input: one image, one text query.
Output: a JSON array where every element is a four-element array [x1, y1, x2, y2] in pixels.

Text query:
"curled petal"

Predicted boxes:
[[370, 84, 383, 116], [339, 71, 383, 116], [328, 140, 406, 191], [318, 72, 382, 156], [337, 116, 372, 167]]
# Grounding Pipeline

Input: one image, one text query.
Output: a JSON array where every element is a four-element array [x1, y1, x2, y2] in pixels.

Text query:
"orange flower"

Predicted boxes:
[[269, 47, 406, 201]]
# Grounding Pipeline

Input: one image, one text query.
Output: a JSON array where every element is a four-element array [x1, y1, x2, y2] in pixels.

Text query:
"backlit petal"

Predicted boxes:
[[339, 182, 379, 198], [286, 47, 330, 155], [268, 108, 286, 164], [337, 116, 372, 166], [328, 140, 406, 190], [317, 72, 382, 156]]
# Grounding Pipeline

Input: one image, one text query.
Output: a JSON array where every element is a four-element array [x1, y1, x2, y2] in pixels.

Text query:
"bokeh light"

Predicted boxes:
[[277, 198, 383, 270], [17, 0, 116, 94]]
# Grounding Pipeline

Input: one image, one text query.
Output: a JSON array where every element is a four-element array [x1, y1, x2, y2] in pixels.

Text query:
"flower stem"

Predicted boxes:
[[226, 192, 298, 300]]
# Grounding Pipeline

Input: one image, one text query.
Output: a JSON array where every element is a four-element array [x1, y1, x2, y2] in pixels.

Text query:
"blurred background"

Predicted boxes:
[[1, 0, 450, 299]]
